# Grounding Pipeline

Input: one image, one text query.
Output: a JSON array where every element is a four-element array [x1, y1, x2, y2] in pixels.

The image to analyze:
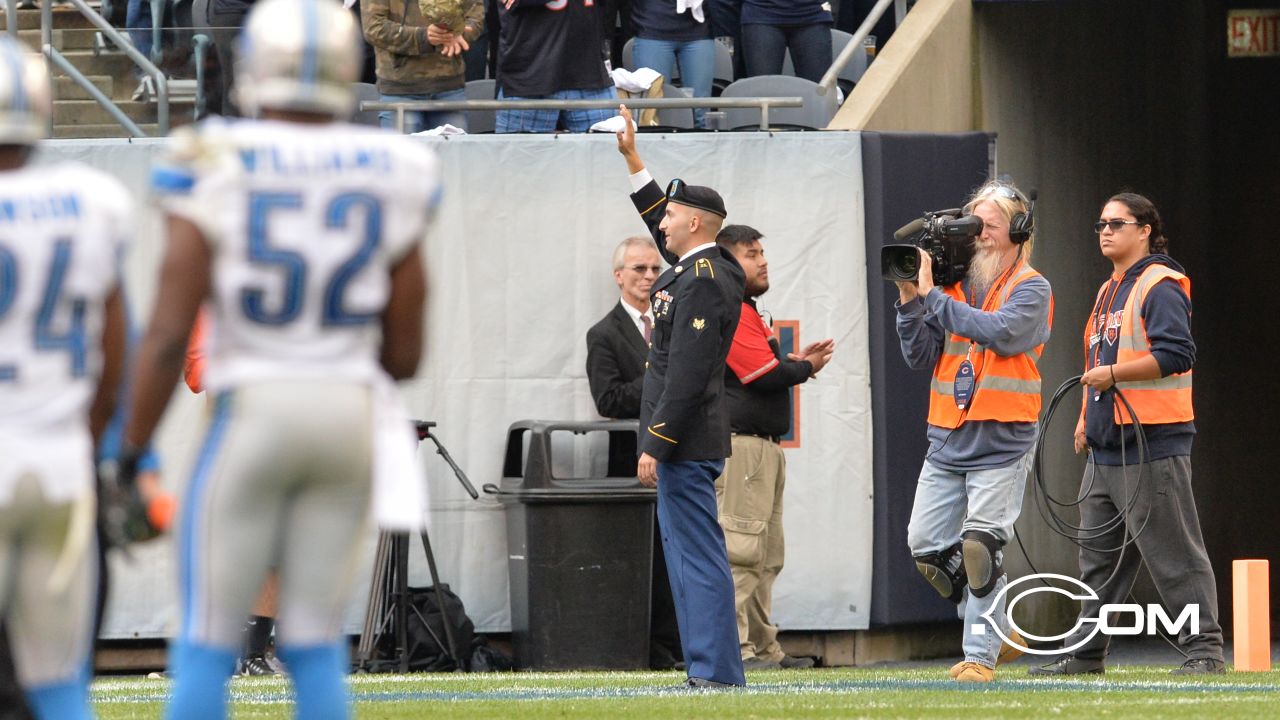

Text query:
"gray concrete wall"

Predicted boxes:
[[830, 0, 977, 131]]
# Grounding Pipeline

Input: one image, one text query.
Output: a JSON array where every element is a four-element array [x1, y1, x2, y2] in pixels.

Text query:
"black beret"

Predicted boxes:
[[666, 178, 727, 218]]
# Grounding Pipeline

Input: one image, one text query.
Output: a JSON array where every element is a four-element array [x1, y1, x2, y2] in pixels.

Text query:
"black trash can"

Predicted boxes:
[[483, 419, 655, 670]]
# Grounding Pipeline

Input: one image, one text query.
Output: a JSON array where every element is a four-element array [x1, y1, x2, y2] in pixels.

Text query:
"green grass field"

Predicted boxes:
[[91, 666, 1280, 719]]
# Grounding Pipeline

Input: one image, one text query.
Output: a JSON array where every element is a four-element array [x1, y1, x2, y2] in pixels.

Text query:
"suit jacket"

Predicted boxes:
[[585, 301, 648, 420], [631, 179, 745, 462]]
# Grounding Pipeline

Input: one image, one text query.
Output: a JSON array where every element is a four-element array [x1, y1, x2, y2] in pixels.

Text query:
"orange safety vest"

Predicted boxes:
[[1083, 264, 1193, 425], [927, 263, 1052, 428]]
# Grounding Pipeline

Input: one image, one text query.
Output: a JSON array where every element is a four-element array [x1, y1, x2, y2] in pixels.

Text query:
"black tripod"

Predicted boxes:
[[356, 421, 478, 673]]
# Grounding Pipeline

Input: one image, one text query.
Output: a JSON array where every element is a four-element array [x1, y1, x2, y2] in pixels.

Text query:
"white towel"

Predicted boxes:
[[611, 67, 663, 93], [675, 0, 705, 24], [413, 124, 468, 136], [370, 373, 429, 532], [589, 114, 639, 133]]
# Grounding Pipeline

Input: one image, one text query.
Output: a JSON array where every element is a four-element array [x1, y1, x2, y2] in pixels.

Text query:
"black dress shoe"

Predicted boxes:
[[1028, 655, 1105, 676], [1171, 657, 1225, 675], [650, 648, 684, 671], [683, 677, 739, 690]]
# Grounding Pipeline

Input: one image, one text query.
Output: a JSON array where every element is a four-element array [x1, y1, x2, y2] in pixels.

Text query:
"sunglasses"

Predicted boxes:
[[991, 185, 1022, 201], [1093, 219, 1141, 234], [665, 178, 685, 199], [627, 264, 662, 274]]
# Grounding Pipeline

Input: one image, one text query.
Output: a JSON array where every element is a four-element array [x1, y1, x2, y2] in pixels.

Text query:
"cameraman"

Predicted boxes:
[[894, 182, 1052, 682]]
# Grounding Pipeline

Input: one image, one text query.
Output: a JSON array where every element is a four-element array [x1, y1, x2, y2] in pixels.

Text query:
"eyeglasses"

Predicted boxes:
[[626, 264, 662, 274], [1093, 219, 1141, 234], [665, 178, 684, 199]]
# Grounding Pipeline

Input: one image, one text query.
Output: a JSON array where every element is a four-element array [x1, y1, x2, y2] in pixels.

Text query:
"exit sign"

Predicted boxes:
[[1228, 9, 1280, 57]]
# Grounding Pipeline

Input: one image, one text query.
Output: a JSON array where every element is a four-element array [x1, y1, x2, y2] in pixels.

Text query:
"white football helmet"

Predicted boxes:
[[0, 37, 51, 145], [234, 0, 361, 118]]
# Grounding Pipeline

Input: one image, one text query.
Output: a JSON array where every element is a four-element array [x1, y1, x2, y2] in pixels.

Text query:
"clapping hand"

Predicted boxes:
[[787, 338, 835, 376]]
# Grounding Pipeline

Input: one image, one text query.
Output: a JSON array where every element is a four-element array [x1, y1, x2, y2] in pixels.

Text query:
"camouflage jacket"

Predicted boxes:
[[361, 0, 484, 96]]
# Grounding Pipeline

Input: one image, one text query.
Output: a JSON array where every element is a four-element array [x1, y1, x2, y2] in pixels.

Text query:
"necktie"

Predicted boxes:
[[641, 315, 653, 343]]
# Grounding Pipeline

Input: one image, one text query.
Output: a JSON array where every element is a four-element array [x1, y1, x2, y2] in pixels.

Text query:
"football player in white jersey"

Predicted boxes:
[[120, 0, 438, 717], [0, 37, 130, 720]]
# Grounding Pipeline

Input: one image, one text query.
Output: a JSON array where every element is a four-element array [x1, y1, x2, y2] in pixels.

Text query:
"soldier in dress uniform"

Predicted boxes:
[[615, 105, 746, 689]]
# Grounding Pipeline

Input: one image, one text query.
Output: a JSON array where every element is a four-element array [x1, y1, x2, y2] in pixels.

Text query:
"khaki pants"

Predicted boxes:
[[714, 434, 786, 661]]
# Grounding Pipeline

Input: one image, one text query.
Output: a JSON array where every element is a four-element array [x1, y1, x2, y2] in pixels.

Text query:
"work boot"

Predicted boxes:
[[742, 656, 781, 670], [949, 630, 1026, 678], [996, 629, 1026, 666], [953, 662, 994, 683], [778, 654, 816, 669], [1028, 655, 1105, 676]]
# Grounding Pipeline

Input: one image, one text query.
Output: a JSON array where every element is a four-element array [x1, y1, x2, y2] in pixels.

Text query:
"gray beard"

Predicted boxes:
[[966, 248, 1005, 299]]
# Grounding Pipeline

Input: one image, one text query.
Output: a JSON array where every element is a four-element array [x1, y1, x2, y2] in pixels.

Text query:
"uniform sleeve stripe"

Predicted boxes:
[[640, 196, 664, 216], [647, 426, 678, 444], [740, 357, 780, 383], [150, 166, 196, 194]]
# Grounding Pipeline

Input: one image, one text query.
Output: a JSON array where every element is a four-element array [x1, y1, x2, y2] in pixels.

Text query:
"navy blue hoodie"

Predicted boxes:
[[1084, 253, 1195, 465]]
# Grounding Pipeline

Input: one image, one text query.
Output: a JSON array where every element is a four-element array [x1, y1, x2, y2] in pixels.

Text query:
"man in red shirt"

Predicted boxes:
[[714, 224, 833, 670]]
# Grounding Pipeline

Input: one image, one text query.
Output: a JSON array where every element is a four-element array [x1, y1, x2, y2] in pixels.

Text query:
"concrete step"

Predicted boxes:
[[52, 121, 160, 139], [54, 74, 114, 101], [51, 48, 140, 79], [17, 27, 104, 51], [54, 97, 195, 126], [0, 5, 103, 32]]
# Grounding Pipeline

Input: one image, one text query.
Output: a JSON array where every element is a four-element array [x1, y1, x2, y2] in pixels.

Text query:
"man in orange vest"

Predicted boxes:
[[894, 182, 1052, 683], [1030, 193, 1223, 676]]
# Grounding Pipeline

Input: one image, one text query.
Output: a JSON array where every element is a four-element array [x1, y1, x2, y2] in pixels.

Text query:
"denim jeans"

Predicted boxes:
[[495, 86, 617, 133], [906, 453, 1030, 667], [742, 22, 832, 83], [633, 37, 715, 127], [378, 87, 467, 134], [125, 0, 153, 69]]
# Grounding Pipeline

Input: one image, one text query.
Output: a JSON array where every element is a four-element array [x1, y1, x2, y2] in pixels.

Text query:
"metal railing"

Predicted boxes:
[[818, 0, 907, 97], [41, 0, 169, 137], [362, 97, 806, 134], [3, 0, 17, 38]]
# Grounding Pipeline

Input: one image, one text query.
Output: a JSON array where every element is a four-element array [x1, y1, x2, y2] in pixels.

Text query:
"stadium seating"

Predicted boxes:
[[718, 75, 838, 130], [781, 28, 868, 96], [352, 82, 382, 127], [465, 78, 497, 134]]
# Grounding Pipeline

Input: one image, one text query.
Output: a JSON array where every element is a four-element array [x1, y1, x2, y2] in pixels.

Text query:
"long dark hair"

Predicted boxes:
[[1108, 192, 1170, 255]]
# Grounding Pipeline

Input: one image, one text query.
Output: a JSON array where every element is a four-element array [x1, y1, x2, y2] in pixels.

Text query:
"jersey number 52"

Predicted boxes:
[[242, 190, 383, 327]]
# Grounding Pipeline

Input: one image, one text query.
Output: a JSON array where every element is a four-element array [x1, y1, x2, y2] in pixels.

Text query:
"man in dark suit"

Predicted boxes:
[[585, 235, 685, 671], [586, 237, 662, 422], [615, 105, 746, 689]]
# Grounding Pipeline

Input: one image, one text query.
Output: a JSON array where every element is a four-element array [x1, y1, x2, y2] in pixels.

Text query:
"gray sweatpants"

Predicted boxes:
[[1064, 456, 1223, 661], [178, 382, 373, 651]]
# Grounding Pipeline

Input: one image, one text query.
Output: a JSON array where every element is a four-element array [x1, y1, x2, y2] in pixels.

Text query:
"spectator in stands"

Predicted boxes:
[[741, 0, 833, 83], [205, 0, 256, 115], [585, 236, 685, 671], [363, 0, 484, 133], [125, 0, 155, 100], [714, 224, 832, 670], [629, 0, 714, 127], [494, 0, 616, 133]]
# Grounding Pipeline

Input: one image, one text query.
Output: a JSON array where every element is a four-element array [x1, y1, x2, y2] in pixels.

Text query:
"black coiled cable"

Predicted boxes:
[[1013, 374, 1189, 657]]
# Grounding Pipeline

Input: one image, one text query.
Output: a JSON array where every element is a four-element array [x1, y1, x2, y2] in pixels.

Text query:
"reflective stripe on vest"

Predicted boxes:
[[927, 263, 1051, 428], [1082, 264, 1194, 425]]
